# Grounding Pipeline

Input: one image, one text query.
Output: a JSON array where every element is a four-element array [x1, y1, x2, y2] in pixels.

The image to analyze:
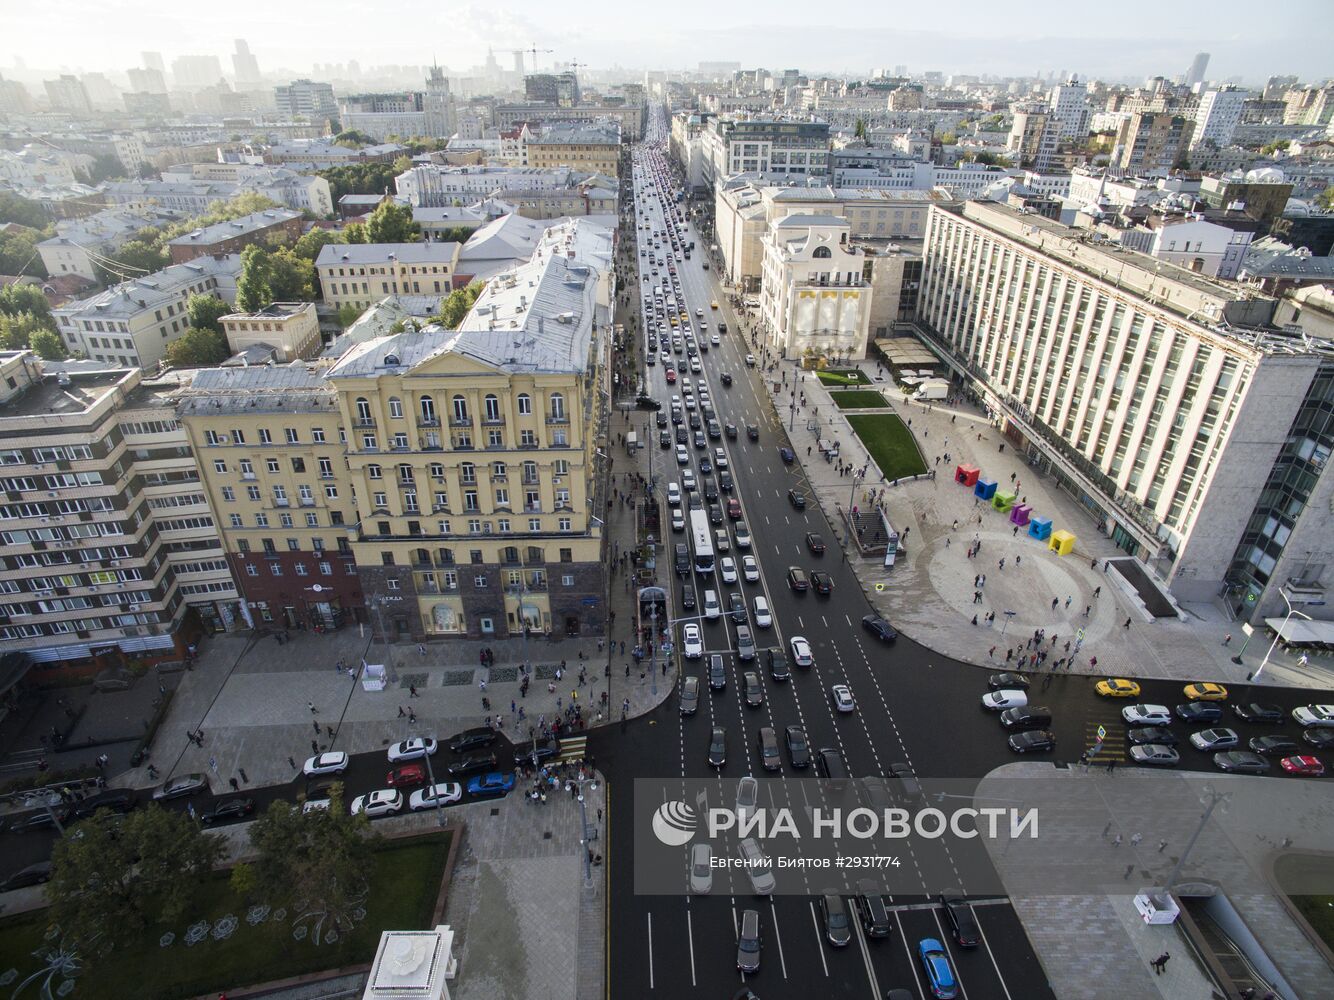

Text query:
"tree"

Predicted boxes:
[[342, 221, 369, 244], [78, 153, 126, 185], [392, 154, 414, 175], [317, 163, 401, 201], [0, 228, 48, 278], [186, 293, 231, 333], [0, 282, 53, 324], [29, 329, 67, 360], [333, 130, 376, 148], [336, 303, 364, 328], [938, 132, 958, 146], [0, 190, 49, 229], [94, 239, 169, 283], [431, 281, 485, 329], [236, 244, 314, 311], [293, 228, 345, 261], [49, 806, 224, 956], [1260, 139, 1291, 156], [164, 326, 229, 366], [248, 789, 377, 944], [0, 311, 52, 351], [1317, 186, 1334, 212], [854, 117, 866, 140], [366, 200, 420, 243]]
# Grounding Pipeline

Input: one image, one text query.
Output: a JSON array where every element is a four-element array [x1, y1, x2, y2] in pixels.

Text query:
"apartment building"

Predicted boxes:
[[0, 353, 239, 670], [917, 200, 1334, 620], [53, 255, 243, 370], [492, 103, 645, 141], [1191, 87, 1248, 150], [220, 302, 321, 362], [314, 242, 462, 310], [274, 79, 337, 120], [395, 165, 592, 207], [104, 166, 333, 217], [166, 208, 302, 264], [38, 206, 187, 283], [700, 117, 831, 188], [524, 121, 622, 178], [184, 217, 614, 639], [1114, 112, 1195, 174]]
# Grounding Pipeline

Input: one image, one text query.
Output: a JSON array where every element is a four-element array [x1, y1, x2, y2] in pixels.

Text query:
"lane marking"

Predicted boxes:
[[686, 908, 697, 988], [974, 907, 1014, 1000], [770, 899, 790, 979], [646, 911, 654, 990], [809, 899, 830, 977]]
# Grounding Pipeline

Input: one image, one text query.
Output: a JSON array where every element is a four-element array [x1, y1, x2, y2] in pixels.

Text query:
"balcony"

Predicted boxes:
[[353, 417, 376, 428], [240, 473, 257, 481], [545, 415, 569, 425], [274, 498, 290, 507], [523, 504, 543, 514], [416, 416, 441, 428], [481, 415, 505, 426], [449, 416, 473, 428], [451, 439, 474, 451], [299, 498, 316, 507]]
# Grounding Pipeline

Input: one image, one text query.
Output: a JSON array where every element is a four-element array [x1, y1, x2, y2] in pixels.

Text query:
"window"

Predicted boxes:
[[386, 577, 401, 590], [517, 393, 532, 415], [373, 492, 388, 508], [362, 434, 377, 450], [355, 397, 372, 422], [255, 513, 269, 527], [381, 552, 395, 566], [285, 428, 299, 444], [266, 458, 280, 473], [306, 513, 319, 527], [247, 486, 261, 501], [419, 395, 437, 423], [474, 574, 487, 588], [221, 487, 235, 502], [452, 395, 469, 422], [229, 514, 243, 528], [319, 457, 333, 478], [325, 485, 338, 499], [259, 428, 272, 445], [245, 563, 259, 577], [388, 397, 403, 419], [291, 457, 305, 473], [231, 429, 246, 445], [549, 393, 565, 421], [213, 459, 227, 473], [484, 394, 501, 421], [312, 427, 326, 443], [559, 517, 572, 532]]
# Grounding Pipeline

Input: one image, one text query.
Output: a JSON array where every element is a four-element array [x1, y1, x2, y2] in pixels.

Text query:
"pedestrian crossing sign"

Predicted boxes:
[[1096, 724, 1106, 740]]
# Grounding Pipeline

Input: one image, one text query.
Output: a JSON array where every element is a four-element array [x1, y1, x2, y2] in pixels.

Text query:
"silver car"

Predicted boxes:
[[739, 837, 775, 895], [690, 842, 713, 894]]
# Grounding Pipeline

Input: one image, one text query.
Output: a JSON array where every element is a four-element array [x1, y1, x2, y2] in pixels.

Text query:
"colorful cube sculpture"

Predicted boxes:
[[991, 489, 1016, 513], [1028, 517, 1052, 541], [1010, 503, 1032, 527], [1048, 529, 1076, 555], [974, 478, 997, 501], [955, 464, 980, 487]]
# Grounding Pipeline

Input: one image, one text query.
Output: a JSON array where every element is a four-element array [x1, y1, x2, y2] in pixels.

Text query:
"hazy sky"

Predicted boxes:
[[7, 0, 1333, 83]]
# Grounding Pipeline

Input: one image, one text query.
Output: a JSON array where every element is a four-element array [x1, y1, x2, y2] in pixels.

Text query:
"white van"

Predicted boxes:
[[703, 589, 721, 621], [753, 596, 772, 628]]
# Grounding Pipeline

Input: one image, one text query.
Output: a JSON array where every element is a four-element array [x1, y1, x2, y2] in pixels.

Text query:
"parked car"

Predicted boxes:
[[1176, 702, 1223, 724], [1234, 703, 1285, 725], [1008, 730, 1055, 753], [350, 789, 404, 818], [1293, 705, 1334, 727], [1213, 751, 1271, 774], [200, 797, 255, 825], [1248, 735, 1301, 756], [0, 862, 53, 892], [1280, 755, 1325, 776], [1128, 726, 1178, 746], [1189, 728, 1239, 751], [941, 895, 980, 947], [387, 737, 438, 762], [153, 773, 208, 800], [1122, 704, 1172, 726], [989, 672, 1030, 690], [862, 615, 898, 642], [981, 690, 1027, 711], [1183, 682, 1228, 702], [72, 789, 137, 820], [409, 783, 463, 811], [447, 728, 497, 753], [302, 752, 349, 777], [446, 753, 498, 777], [1095, 678, 1141, 698], [466, 773, 516, 797], [1129, 744, 1181, 767]]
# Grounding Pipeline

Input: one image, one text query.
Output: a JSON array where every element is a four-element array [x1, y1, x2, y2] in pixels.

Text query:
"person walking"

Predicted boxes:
[[1221, 633, 1232, 647], [308, 701, 318, 714], [238, 767, 248, 783], [1130, 833, 1142, 848], [229, 777, 240, 792]]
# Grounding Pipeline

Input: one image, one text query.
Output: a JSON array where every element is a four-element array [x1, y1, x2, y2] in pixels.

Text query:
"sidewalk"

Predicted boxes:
[[752, 355, 1334, 690]]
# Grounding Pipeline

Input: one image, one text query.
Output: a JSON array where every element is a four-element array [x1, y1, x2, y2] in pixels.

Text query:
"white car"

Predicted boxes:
[[684, 394, 697, 409], [742, 555, 760, 583], [671, 509, 686, 532], [690, 358, 702, 373], [697, 378, 708, 391], [387, 737, 438, 762], [753, 596, 772, 628], [982, 690, 1028, 711], [683, 623, 704, 659], [831, 684, 855, 712], [1293, 705, 1334, 728], [1122, 704, 1173, 726], [681, 469, 697, 491], [667, 482, 681, 506], [676, 445, 689, 465], [734, 523, 751, 548], [714, 448, 729, 469], [702, 590, 721, 621], [745, 354, 757, 366], [720, 556, 738, 584], [790, 636, 813, 667], [350, 789, 404, 818], [302, 798, 332, 813], [303, 751, 349, 776], [689, 842, 713, 894], [739, 837, 775, 895], [735, 776, 759, 822], [711, 334, 721, 346], [409, 783, 463, 811], [696, 308, 705, 317]]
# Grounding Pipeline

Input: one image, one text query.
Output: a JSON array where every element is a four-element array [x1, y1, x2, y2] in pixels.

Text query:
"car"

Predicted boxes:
[[153, 773, 208, 800], [1008, 730, 1056, 753], [1184, 682, 1228, 702], [1129, 744, 1181, 767], [941, 895, 981, 947], [1122, 704, 1172, 726], [787, 489, 806, 509], [742, 554, 760, 582], [199, 797, 256, 825], [387, 737, 438, 762], [676, 445, 689, 465], [703, 480, 718, 502], [721, 372, 734, 387], [1095, 678, 1142, 698], [779, 446, 795, 464], [1000, 706, 1052, 730], [784, 725, 811, 768], [1213, 751, 1271, 774], [1234, 703, 1285, 725], [710, 300, 719, 309], [447, 728, 497, 753], [790, 636, 813, 667], [634, 395, 662, 410], [659, 429, 671, 449], [386, 764, 428, 787], [887, 762, 922, 800], [743, 671, 764, 708], [1293, 705, 1334, 727], [703, 590, 721, 621], [525, 738, 561, 762], [1280, 755, 1325, 776], [735, 775, 759, 821], [739, 837, 775, 895], [350, 789, 404, 818], [831, 684, 855, 713], [746, 423, 759, 440], [856, 879, 892, 937], [736, 908, 762, 972], [707, 501, 722, 524], [71, 789, 137, 820], [756, 726, 782, 771], [708, 653, 727, 690], [719, 556, 738, 583], [1303, 729, 1334, 749], [818, 891, 853, 947], [1190, 727, 1239, 751], [708, 726, 727, 768], [1176, 701, 1223, 723], [466, 772, 516, 797], [302, 752, 349, 777], [696, 307, 705, 317], [734, 523, 752, 549], [682, 623, 704, 659], [745, 353, 756, 366], [862, 615, 898, 642], [718, 471, 734, 492], [446, 752, 498, 777], [408, 783, 463, 811], [736, 625, 755, 660], [671, 509, 685, 532], [752, 596, 772, 628], [981, 689, 1028, 711], [1128, 726, 1179, 746], [729, 592, 748, 624], [0, 861, 53, 892], [664, 368, 676, 384], [806, 532, 826, 554], [714, 447, 729, 469], [1248, 735, 1301, 756], [810, 570, 833, 595], [919, 938, 959, 999], [672, 673, 699, 716], [767, 647, 790, 681], [682, 469, 697, 492], [726, 497, 743, 519], [984, 672, 1029, 691], [787, 566, 809, 591], [690, 842, 713, 894]]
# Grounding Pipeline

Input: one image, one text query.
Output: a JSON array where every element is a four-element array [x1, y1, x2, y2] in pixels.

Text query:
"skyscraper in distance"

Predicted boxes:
[[1186, 52, 1210, 87]]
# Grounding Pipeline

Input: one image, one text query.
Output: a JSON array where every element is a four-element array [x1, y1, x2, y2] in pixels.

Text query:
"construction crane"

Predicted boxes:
[[566, 59, 586, 74], [523, 45, 554, 72]]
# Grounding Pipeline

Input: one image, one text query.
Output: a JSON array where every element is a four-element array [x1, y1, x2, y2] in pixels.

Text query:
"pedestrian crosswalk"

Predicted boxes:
[[556, 736, 588, 763], [1083, 716, 1127, 761]]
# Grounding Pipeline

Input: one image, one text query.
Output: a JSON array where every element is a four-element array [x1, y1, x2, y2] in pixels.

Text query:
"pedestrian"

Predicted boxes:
[[313, 720, 321, 734], [229, 777, 240, 792], [1113, 833, 1122, 847], [1052, 597, 1059, 611], [1107, 758, 1116, 774], [989, 646, 996, 658], [1102, 822, 1112, 838], [1130, 833, 1142, 848], [398, 706, 406, 718], [410, 684, 419, 698], [326, 725, 334, 739], [408, 708, 416, 724], [418, 643, 426, 656], [1015, 554, 1021, 566], [288, 756, 297, 769], [308, 701, 317, 714], [1064, 596, 1072, 609], [1123, 617, 1131, 628], [1089, 655, 1097, 669], [1123, 864, 1135, 880], [1093, 586, 1101, 598], [1158, 840, 1168, 853], [1083, 605, 1091, 617], [311, 740, 319, 754]]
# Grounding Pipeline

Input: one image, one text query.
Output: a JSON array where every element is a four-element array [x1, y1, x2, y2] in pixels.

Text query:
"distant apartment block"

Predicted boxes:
[[274, 79, 338, 120], [315, 243, 462, 310], [166, 208, 303, 264], [220, 302, 321, 362], [38, 206, 187, 282]]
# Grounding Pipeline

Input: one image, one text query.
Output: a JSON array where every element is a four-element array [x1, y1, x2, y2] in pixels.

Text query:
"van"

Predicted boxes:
[[674, 543, 690, 575], [703, 590, 720, 620], [736, 625, 755, 660]]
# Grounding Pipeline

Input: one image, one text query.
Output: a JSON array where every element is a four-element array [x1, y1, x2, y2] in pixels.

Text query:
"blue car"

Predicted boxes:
[[918, 938, 958, 999], [466, 772, 516, 798], [778, 447, 795, 464]]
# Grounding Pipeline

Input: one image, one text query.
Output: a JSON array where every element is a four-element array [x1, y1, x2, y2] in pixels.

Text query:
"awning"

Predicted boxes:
[[1264, 617, 1334, 645]]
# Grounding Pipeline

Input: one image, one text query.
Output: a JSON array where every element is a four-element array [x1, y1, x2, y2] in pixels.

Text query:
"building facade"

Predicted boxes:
[[220, 302, 321, 361], [524, 121, 622, 178], [274, 79, 337, 120], [315, 242, 462, 310], [1114, 113, 1195, 174], [166, 208, 302, 264], [701, 118, 831, 188]]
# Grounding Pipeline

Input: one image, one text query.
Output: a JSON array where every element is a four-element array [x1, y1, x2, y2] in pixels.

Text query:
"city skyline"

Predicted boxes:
[[6, 0, 1333, 85]]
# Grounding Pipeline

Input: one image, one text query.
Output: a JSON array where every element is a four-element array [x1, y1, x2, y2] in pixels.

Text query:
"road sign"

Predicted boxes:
[[1076, 628, 1086, 642], [1096, 724, 1106, 741]]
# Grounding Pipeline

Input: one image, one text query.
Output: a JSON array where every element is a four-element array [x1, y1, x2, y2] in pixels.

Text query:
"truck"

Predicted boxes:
[[915, 378, 950, 401]]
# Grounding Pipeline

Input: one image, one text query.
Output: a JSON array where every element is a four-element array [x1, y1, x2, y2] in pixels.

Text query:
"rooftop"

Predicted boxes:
[[315, 242, 461, 267], [54, 255, 243, 321], [0, 370, 130, 422], [775, 213, 851, 228], [165, 208, 301, 247], [527, 121, 621, 145], [221, 301, 313, 321], [177, 363, 336, 415]]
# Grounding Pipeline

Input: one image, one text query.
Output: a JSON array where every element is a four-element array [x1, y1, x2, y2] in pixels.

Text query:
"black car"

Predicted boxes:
[[861, 615, 898, 642], [757, 727, 782, 771], [729, 593, 747, 624], [8, 810, 66, 833], [1234, 703, 1285, 725], [1176, 701, 1223, 724], [448, 728, 498, 753], [787, 488, 806, 509], [703, 480, 719, 502], [1248, 735, 1301, 756], [73, 788, 137, 820], [656, 411, 667, 428], [1008, 730, 1055, 753], [659, 429, 671, 448], [708, 653, 727, 691], [856, 879, 892, 937], [785, 725, 811, 768], [888, 762, 921, 800], [767, 648, 791, 682], [787, 567, 809, 592], [527, 738, 561, 761], [810, 571, 833, 595], [818, 892, 852, 947], [1303, 729, 1334, 749], [680, 586, 697, 611], [725, 422, 738, 439], [718, 471, 734, 492], [779, 447, 795, 464], [675, 425, 687, 443], [988, 671, 1029, 690], [201, 797, 256, 825], [635, 395, 662, 410], [708, 726, 727, 768], [721, 372, 734, 386], [941, 895, 981, 947], [806, 532, 826, 554], [708, 503, 723, 525], [746, 424, 759, 441], [447, 752, 499, 777], [1128, 726, 1179, 746], [0, 862, 52, 892]]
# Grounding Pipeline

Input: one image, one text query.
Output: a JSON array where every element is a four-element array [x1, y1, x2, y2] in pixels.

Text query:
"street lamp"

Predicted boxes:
[[1248, 584, 1310, 683], [368, 592, 397, 684], [1147, 786, 1229, 913], [418, 739, 447, 828], [566, 773, 600, 888]]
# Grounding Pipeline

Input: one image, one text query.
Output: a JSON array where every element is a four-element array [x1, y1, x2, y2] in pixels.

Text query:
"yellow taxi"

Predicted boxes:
[[679, 312, 690, 325], [710, 300, 719, 310], [1095, 678, 1141, 698], [1183, 682, 1228, 701]]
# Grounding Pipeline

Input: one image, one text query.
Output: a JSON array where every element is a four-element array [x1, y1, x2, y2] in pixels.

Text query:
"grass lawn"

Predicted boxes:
[[0, 831, 451, 1000], [815, 369, 871, 387], [847, 414, 928, 481], [829, 390, 888, 410], [1275, 854, 1334, 953]]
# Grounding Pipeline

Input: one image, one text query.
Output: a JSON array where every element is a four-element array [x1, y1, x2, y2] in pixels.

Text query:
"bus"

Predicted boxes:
[[690, 509, 715, 575]]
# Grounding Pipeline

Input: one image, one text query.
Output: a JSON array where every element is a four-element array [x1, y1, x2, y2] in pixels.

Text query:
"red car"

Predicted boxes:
[[1280, 755, 1325, 776], [726, 497, 742, 519], [387, 763, 428, 787], [665, 369, 677, 384]]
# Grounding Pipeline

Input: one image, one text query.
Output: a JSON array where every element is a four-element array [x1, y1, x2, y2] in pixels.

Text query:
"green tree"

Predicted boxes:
[[186, 293, 231, 333], [94, 239, 170, 283], [333, 129, 376, 148], [343, 221, 369, 244], [1316, 186, 1334, 212], [293, 228, 346, 261], [392, 154, 413, 175], [431, 281, 485, 329], [0, 228, 49, 278], [0, 190, 49, 229], [78, 153, 126, 185], [29, 328, 68, 360], [938, 132, 958, 145], [236, 244, 315, 311], [0, 311, 51, 351], [49, 806, 224, 956], [336, 303, 364, 328], [317, 163, 400, 201], [164, 326, 230, 366], [854, 117, 866, 140], [236, 244, 274, 311], [248, 789, 377, 945], [326, 116, 342, 136], [1260, 139, 1291, 156], [366, 200, 420, 243], [0, 282, 53, 324]]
